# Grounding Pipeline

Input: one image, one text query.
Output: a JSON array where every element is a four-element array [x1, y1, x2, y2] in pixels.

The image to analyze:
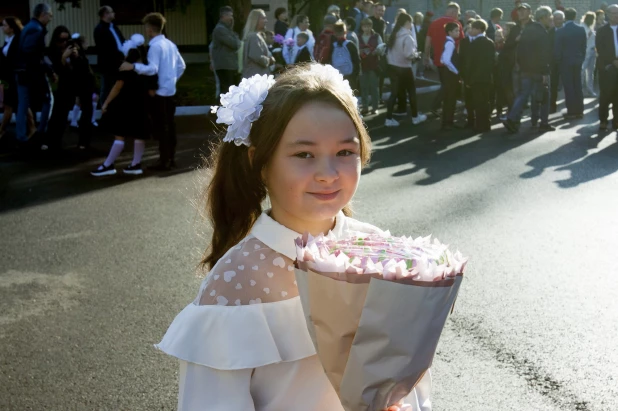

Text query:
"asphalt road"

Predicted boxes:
[[1, 98, 617, 411]]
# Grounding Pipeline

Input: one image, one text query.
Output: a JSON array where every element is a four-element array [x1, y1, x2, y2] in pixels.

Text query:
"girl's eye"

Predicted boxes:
[[294, 152, 313, 159], [337, 150, 355, 157]]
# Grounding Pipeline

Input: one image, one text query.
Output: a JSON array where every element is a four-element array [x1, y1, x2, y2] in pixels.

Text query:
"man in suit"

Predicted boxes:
[[554, 8, 586, 119], [348, 0, 362, 19], [94, 6, 125, 106], [486, 8, 503, 41], [14, 3, 54, 146], [548, 10, 564, 113], [595, 4, 618, 131], [460, 19, 495, 132], [211, 6, 241, 97], [503, 5, 555, 132]]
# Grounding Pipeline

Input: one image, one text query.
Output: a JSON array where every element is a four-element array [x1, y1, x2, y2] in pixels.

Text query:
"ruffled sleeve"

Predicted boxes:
[[155, 296, 316, 370]]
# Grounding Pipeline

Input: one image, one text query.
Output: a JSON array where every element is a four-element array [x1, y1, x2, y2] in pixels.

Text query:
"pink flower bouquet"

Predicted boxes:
[[295, 232, 467, 411], [283, 37, 295, 47]]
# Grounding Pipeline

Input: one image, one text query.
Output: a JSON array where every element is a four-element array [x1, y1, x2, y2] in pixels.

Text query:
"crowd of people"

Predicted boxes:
[[0, 4, 186, 176], [210, 1, 618, 134]]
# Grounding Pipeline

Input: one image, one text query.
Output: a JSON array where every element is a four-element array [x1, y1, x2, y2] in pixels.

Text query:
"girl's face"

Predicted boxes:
[[263, 102, 361, 236], [2, 20, 12, 36], [298, 18, 310, 31], [403, 21, 412, 30], [362, 24, 372, 34]]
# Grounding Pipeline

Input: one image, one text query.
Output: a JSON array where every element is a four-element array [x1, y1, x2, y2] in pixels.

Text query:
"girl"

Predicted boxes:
[[0, 17, 36, 140], [384, 12, 427, 128], [91, 35, 156, 176], [68, 35, 100, 130], [359, 17, 383, 115], [243, 9, 275, 78], [581, 12, 597, 97], [155, 64, 432, 410]]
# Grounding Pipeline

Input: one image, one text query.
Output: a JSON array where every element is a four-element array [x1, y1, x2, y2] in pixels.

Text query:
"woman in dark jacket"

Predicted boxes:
[[44, 25, 75, 150], [0, 17, 35, 139]]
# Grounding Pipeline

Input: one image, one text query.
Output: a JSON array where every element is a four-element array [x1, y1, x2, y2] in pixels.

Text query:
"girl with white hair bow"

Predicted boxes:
[[92, 33, 158, 177]]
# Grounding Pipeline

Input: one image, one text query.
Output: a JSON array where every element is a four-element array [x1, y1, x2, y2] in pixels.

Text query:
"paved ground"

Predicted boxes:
[[1, 96, 617, 410]]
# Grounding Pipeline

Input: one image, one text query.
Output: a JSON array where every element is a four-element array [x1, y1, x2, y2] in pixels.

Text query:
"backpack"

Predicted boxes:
[[331, 40, 353, 76]]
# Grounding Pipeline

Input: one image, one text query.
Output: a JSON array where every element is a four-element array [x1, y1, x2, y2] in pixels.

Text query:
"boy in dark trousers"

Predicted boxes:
[[460, 19, 495, 132], [440, 22, 461, 130], [294, 32, 313, 64], [329, 21, 360, 92]]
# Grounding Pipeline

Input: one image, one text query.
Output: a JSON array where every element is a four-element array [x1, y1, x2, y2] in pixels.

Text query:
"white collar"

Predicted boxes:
[[150, 34, 165, 44], [250, 210, 346, 260], [446, 36, 455, 42]]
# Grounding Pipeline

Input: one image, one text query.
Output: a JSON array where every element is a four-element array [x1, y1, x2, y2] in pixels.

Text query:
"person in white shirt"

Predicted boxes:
[[581, 12, 597, 97], [440, 22, 461, 129], [120, 12, 186, 171], [284, 14, 315, 59]]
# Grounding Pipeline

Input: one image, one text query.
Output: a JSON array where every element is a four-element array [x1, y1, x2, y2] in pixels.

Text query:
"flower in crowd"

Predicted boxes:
[[284, 37, 295, 47], [215, 74, 276, 146], [273, 34, 285, 45]]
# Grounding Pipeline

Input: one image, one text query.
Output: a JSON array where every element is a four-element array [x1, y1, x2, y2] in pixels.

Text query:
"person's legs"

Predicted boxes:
[[572, 64, 584, 115], [386, 65, 401, 120], [474, 86, 491, 131], [369, 71, 380, 112], [550, 63, 560, 112], [464, 84, 475, 126], [432, 67, 445, 111], [44, 87, 73, 150], [132, 139, 146, 166], [403, 67, 419, 118], [103, 137, 125, 167], [77, 92, 93, 148], [15, 81, 30, 142], [440, 67, 457, 126], [560, 65, 576, 114], [598, 69, 612, 125], [507, 74, 534, 124], [216, 70, 234, 97], [538, 79, 550, 126], [166, 96, 177, 163], [359, 71, 370, 112], [1, 106, 13, 133]]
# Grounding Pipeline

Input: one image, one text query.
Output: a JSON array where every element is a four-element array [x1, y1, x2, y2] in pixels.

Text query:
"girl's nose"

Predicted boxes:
[[315, 158, 339, 183]]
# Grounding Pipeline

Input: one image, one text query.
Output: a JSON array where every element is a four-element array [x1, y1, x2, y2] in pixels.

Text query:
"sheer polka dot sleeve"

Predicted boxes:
[[197, 237, 299, 307]]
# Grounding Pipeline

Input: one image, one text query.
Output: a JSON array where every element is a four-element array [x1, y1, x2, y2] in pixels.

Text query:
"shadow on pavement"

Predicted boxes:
[[0, 115, 219, 213]]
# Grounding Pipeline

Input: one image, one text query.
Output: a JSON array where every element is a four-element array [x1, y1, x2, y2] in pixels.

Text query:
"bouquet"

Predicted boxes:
[[295, 232, 467, 411], [273, 34, 285, 45]]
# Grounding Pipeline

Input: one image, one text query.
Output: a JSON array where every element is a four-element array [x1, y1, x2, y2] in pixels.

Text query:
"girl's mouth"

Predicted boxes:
[[308, 190, 341, 201]]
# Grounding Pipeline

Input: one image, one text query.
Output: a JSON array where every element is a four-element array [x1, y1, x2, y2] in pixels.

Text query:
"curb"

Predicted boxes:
[[0, 85, 441, 123]]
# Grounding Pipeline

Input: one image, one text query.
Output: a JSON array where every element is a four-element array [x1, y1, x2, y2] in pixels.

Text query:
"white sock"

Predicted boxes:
[[91, 101, 98, 123], [132, 140, 145, 166], [70, 104, 80, 125], [103, 140, 125, 167]]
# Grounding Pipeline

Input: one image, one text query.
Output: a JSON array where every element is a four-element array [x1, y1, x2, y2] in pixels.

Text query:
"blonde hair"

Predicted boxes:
[[202, 64, 372, 269], [243, 9, 265, 41]]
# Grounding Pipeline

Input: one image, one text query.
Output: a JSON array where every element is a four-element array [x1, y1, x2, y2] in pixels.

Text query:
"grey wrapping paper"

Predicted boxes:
[[295, 267, 462, 411]]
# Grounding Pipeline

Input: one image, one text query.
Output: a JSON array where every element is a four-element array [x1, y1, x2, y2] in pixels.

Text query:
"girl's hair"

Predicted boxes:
[[387, 12, 412, 50], [201, 64, 372, 269], [345, 16, 356, 31], [49, 25, 71, 48], [125, 45, 147, 64], [583, 11, 596, 27], [3, 16, 23, 35], [243, 9, 265, 40]]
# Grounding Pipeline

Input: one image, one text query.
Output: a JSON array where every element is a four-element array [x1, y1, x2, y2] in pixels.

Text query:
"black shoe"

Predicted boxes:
[[123, 163, 143, 175], [549, 105, 557, 114], [599, 121, 609, 131], [539, 124, 555, 132], [502, 119, 519, 133], [531, 121, 538, 127], [612, 122, 618, 130], [91, 163, 116, 177]]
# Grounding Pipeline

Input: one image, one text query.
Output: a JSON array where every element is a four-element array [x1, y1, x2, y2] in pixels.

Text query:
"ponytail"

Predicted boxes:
[[201, 142, 266, 270]]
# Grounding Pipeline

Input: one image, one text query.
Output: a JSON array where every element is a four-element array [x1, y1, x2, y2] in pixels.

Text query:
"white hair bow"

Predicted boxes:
[[121, 33, 146, 56]]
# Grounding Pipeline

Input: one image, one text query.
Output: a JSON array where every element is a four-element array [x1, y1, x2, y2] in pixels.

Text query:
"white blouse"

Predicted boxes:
[[584, 25, 596, 50], [156, 210, 432, 410], [3, 35, 14, 57]]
